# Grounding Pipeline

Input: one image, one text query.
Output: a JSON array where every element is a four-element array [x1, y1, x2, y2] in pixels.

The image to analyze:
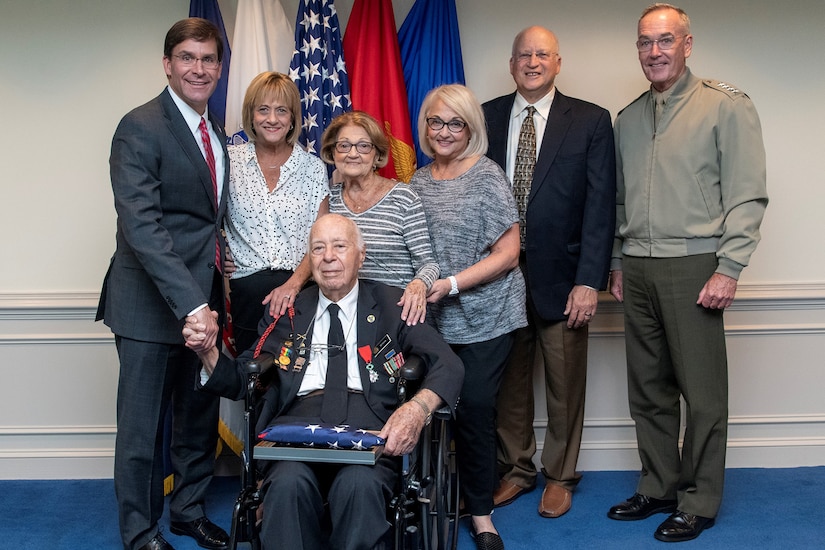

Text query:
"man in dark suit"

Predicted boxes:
[[184, 214, 464, 550], [483, 26, 616, 518], [96, 18, 230, 550]]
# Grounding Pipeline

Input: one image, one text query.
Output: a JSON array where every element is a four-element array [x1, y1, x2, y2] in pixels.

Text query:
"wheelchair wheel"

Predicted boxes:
[[418, 415, 458, 550], [433, 416, 458, 550]]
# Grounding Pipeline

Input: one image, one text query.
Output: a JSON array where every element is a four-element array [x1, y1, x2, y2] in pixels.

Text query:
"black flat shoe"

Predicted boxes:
[[654, 511, 715, 542], [170, 517, 228, 550], [474, 532, 505, 550], [139, 533, 174, 550], [607, 493, 677, 521]]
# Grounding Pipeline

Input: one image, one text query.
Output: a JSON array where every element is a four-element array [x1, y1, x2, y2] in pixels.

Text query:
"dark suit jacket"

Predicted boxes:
[[97, 88, 229, 343], [483, 90, 616, 322], [201, 280, 464, 434]]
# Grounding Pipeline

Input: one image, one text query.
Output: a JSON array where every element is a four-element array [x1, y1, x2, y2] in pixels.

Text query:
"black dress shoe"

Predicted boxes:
[[607, 493, 677, 521], [139, 533, 174, 550], [170, 517, 228, 550], [654, 511, 715, 542]]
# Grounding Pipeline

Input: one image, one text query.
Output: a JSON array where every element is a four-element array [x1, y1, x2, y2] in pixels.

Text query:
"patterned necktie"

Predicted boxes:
[[198, 117, 221, 271], [513, 106, 536, 248], [320, 303, 348, 424]]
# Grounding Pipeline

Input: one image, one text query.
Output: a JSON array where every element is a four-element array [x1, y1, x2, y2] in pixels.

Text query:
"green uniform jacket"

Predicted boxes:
[[612, 68, 768, 279]]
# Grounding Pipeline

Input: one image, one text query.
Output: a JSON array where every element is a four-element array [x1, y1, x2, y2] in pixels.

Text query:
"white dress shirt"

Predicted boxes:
[[505, 88, 556, 185]]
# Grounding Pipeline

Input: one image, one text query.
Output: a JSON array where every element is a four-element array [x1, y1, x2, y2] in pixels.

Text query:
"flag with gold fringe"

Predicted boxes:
[[343, 0, 416, 182]]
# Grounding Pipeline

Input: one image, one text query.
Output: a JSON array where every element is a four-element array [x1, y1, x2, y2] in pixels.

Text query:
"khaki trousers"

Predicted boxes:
[[496, 265, 588, 490]]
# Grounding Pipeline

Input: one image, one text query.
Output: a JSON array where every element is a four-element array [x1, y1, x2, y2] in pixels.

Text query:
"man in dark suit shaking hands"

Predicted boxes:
[[483, 26, 616, 519], [97, 18, 230, 550]]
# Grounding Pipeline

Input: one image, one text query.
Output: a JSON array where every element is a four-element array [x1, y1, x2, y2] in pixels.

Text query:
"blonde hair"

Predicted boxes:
[[417, 84, 488, 160], [241, 72, 301, 146]]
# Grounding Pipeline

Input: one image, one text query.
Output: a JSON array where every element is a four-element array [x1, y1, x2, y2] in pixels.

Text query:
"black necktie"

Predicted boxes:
[[320, 303, 347, 424]]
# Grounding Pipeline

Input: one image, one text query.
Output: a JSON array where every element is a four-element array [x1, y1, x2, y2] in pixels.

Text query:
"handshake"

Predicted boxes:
[[182, 306, 220, 354]]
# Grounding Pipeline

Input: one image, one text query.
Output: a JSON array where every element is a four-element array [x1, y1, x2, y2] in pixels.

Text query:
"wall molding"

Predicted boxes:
[[1, 286, 823, 478], [2, 283, 825, 317]]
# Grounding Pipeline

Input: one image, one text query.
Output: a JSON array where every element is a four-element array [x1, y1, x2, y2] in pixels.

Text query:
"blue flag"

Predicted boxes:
[[289, 0, 352, 157], [398, 0, 466, 169], [189, 0, 232, 130], [259, 422, 385, 450]]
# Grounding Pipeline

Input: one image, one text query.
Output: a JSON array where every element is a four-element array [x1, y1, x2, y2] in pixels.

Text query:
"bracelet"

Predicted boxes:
[[410, 396, 433, 425], [448, 275, 459, 296]]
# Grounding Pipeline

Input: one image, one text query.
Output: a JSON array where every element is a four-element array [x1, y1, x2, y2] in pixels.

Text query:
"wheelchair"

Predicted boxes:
[[227, 353, 459, 550]]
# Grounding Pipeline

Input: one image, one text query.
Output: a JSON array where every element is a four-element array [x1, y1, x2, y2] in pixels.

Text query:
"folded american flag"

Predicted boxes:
[[258, 422, 385, 450]]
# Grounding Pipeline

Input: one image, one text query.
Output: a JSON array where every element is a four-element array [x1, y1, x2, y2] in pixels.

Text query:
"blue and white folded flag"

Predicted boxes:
[[258, 422, 385, 450]]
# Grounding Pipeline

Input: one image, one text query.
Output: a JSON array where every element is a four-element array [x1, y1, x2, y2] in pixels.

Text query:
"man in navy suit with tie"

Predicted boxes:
[[184, 214, 464, 550], [97, 18, 230, 550], [483, 26, 616, 519]]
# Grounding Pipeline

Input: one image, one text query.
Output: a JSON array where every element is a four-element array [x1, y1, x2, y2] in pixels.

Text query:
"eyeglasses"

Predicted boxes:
[[171, 53, 220, 70], [426, 117, 467, 133], [635, 35, 684, 52], [335, 141, 375, 154], [514, 51, 558, 63]]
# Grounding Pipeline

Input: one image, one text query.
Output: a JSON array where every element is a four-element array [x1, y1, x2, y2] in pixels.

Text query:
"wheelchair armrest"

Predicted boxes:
[[246, 353, 276, 375], [399, 354, 424, 382]]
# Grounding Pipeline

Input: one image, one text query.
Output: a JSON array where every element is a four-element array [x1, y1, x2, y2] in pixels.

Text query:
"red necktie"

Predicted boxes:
[[198, 117, 221, 271]]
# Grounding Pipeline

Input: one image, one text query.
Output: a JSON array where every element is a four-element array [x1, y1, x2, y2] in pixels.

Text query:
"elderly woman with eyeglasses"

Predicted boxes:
[[223, 72, 329, 352], [410, 84, 527, 550], [319, 111, 438, 326]]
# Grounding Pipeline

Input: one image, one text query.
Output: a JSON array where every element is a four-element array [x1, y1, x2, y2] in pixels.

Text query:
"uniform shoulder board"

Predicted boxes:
[[704, 79, 748, 99]]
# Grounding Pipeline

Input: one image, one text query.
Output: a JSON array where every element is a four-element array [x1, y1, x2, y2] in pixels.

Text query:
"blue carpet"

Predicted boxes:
[[1, 467, 823, 549]]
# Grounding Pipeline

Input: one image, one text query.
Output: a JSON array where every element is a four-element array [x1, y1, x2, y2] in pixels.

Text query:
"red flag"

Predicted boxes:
[[343, 0, 416, 182]]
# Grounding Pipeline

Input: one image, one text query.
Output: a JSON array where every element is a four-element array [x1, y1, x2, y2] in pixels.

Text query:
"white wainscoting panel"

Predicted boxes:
[[1, 285, 823, 479]]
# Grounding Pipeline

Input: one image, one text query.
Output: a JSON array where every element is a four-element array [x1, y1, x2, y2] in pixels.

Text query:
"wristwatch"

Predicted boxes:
[[448, 275, 459, 296]]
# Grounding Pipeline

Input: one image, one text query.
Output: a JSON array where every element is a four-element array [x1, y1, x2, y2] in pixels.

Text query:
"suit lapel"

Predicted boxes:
[[530, 91, 572, 204], [486, 93, 516, 169], [160, 89, 220, 209], [355, 282, 379, 400]]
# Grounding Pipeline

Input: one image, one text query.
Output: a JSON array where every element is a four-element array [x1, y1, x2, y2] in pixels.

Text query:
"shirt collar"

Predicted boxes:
[[167, 85, 210, 133], [317, 280, 360, 325], [512, 87, 556, 121]]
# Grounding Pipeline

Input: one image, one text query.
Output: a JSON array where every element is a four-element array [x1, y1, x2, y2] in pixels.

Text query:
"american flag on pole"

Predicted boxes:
[[288, 0, 351, 156]]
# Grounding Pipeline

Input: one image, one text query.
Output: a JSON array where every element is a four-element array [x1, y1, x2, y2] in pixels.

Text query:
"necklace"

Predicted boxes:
[[257, 145, 291, 170]]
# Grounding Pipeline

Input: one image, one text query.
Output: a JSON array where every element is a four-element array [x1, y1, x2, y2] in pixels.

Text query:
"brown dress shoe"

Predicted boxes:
[[538, 484, 572, 518], [492, 479, 535, 507]]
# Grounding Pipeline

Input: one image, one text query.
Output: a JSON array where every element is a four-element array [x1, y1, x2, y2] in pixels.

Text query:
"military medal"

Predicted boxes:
[[278, 344, 292, 368], [383, 351, 405, 379], [358, 345, 379, 383]]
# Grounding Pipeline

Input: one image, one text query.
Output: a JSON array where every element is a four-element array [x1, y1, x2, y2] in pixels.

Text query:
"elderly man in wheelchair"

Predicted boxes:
[[184, 214, 464, 550]]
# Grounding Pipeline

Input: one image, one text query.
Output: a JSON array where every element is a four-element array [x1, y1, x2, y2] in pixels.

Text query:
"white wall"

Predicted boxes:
[[1, 0, 823, 479]]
